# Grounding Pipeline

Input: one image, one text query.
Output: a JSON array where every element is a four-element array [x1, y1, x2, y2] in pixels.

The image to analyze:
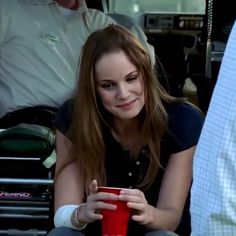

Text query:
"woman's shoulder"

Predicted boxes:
[[164, 102, 205, 152], [166, 102, 204, 123]]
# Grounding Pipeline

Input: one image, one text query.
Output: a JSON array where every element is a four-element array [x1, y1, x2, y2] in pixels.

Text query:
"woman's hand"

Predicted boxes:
[[78, 180, 119, 223], [119, 188, 153, 226]]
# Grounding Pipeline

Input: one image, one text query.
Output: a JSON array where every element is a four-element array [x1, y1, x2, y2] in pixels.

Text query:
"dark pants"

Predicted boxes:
[[47, 227, 179, 236]]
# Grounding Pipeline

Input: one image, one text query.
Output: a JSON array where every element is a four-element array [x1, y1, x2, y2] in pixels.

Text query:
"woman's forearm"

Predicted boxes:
[[146, 205, 181, 231]]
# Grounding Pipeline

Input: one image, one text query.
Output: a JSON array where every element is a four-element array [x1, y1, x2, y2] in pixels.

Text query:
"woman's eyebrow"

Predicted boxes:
[[125, 70, 139, 78], [96, 79, 115, 85]]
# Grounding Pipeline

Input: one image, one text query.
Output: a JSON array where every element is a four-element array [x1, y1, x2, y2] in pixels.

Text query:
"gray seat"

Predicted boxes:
[[108, 13, 137, 30], [108, 13, 148, 47]]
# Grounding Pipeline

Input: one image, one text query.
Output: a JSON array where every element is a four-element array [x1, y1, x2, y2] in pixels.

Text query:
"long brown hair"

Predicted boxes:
[[68, 25, 182, 193]]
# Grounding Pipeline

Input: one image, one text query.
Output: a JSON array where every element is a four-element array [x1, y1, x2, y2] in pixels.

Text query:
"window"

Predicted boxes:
[[109, 0, 205, 16]]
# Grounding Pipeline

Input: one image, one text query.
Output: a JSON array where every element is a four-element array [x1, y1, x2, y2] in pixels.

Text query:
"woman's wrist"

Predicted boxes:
[[54, 204, 87, 231], [71, 204, 88, 230]]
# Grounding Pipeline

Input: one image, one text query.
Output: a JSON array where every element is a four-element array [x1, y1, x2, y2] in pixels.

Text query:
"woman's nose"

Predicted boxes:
[[116, 84, 129, 99]]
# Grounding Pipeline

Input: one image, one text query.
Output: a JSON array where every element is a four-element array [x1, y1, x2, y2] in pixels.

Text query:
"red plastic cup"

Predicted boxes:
[[98, 186, 131, 236]]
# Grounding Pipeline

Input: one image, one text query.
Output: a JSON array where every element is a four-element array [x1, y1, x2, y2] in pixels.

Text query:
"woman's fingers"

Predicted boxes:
[[89, 179, 98, 194], [127, 201, 145, 210], [119, 189, 145, 203]]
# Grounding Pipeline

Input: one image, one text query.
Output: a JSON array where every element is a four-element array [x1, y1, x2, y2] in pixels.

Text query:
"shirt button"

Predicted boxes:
[[141, 149, 145, 154], [136, 161, 140, 165], [128, 172, 132, 176]]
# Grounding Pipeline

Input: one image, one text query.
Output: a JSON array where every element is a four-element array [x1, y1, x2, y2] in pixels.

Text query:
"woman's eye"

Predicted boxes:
[[101, 83, 114, 89], [127, 76, 137, 82]]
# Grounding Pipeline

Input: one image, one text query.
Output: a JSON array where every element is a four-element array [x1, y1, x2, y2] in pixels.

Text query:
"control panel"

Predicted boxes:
[[144, 13, 204, 32]]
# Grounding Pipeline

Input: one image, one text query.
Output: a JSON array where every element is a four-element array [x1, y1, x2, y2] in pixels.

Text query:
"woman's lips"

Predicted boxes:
[[117, 99, 136, 108]]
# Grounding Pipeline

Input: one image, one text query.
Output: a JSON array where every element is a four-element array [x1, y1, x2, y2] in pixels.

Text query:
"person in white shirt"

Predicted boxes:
[[0, 0, 154, 127], [190, 20, 236, 235]]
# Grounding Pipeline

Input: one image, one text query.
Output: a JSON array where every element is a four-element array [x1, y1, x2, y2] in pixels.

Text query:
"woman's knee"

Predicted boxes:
[[145, 230, 179, 236], [47, 227, 85, 236]]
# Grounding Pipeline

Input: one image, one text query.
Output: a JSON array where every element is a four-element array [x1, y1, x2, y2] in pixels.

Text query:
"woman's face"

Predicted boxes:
[[95, 50, 145, 120]]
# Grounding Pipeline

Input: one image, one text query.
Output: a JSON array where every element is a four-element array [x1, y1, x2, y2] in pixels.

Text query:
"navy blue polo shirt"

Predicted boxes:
[[55, 100, 204, 235]]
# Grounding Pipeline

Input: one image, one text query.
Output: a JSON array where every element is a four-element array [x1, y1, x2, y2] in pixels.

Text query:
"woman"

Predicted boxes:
[[48, 25, 204, 236]]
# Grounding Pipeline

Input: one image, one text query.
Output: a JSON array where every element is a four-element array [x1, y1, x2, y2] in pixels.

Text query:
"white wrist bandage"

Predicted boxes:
[[54, 204, 87, 230]]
